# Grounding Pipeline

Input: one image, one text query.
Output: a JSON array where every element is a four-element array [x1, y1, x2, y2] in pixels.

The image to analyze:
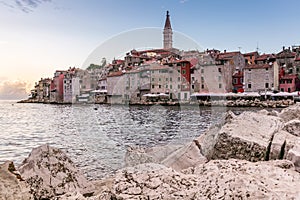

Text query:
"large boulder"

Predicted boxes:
[[196, 111, 284, 161], [278, 102, 300, 122], [18, 144, 95, 199], [0, 161, 32, 200], [283, 119, 300, 137], [287, 140, 300, 173], [109, 159, 300, 199], [125, 142, 207, 172]]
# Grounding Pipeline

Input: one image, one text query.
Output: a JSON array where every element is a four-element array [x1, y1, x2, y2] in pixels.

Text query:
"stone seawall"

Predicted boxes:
[[18, 98, 295, 108], [1, 104, 300, 199]]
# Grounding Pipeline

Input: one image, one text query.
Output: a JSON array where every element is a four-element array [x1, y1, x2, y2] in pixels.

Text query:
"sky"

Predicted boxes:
[[0, 0, 300, 99]]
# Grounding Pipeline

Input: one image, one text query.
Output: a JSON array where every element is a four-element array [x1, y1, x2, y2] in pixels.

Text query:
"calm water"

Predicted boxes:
[[0, 100, 271, 180]]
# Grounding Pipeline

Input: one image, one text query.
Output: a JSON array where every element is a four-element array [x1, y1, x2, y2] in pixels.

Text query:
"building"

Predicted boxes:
[[279, 74, 300, 92], [163, 60, 192, 101], [63, 68, 80, 103], [50, 70, 67, 103], [243, 52, 259, 65], [244, 63, 276, 92], [232, 70, 244, 93], [163, 11, 172, 49], [124, 67, 151, 103], [106, 71, 125, 104]]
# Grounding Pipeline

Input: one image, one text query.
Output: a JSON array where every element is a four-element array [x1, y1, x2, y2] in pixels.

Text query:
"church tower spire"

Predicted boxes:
[[163, 11, 173, 49]]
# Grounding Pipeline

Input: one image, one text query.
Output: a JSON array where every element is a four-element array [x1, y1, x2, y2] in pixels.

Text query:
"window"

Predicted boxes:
[[265, 83, 269, 88], [248, 69, 251, 72], [170, 77, 172, 82], [159, 78, 161, 81], [152, 78, 155, 81], [170, 85, 172, 89], [184, 93, 187, 99], [178, 69, 180, 73], [192, 77, 195, 81], [178, 93, 181, 100], [201, 68, 204, 73], [159, 85, 162, 89], [166, 78, 168, 81], [166, 85, 168, 89], [266, 68, 268, 71], [288, 88, 291, 93], [152, 85, 154, 89], [178, 77, 180, 81], [201, 84, 204, 89], [192, 85, 194, 89], [233, 78, 237, 84], [281, 88, 284, 92], [201, 76, 204, 81], [182, 69, 186, 74], [218, 76, 222, 82], [218, 68, 222, 73], [248, 84, 251, 89], [218, 83, 222, 88], [178, 85, 180, 89]]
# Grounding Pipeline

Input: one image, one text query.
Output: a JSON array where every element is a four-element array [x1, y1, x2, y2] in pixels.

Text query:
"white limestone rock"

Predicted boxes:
[[0, 161, 32, 200], [283, 119, 300, 137], [278, 102, 300, 122], [18, 144, 95, 199], [196, 111, 284, 161], [109, 160, 300, 199], [287, 140, 300, 173]]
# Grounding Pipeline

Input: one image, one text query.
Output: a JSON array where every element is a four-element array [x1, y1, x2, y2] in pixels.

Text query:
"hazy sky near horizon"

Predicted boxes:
[[0, 0, 300, 98]]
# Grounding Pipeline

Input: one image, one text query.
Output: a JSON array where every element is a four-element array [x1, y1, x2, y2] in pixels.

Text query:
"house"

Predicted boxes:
[[124, 67, 151, 104], [279, 74, 300, 92], [106, 71, 125, 104], [276, 46, 297, 74], [164, 60, 192, 101], [63, 68, 80, 103], [243, 52, 259, 65], [50, 70, 67, 103], [244, 63, 276, 92], [232, 71, 244, 93]]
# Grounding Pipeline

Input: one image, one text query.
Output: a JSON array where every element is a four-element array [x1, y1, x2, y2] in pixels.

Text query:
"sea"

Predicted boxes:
[[0, 100, 277, 180]]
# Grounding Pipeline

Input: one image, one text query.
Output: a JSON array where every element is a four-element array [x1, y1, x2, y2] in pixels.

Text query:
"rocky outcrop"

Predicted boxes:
[[196, 111, 284, 161], [18, 144, 95, 199], [0, 161, 32, 200], [110, 160, 300, 200], [125, 142, 207, 172]]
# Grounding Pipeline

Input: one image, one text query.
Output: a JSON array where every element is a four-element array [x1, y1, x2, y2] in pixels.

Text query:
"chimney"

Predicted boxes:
[[283, 46, 285, 51], [224, 50, 227, 53]]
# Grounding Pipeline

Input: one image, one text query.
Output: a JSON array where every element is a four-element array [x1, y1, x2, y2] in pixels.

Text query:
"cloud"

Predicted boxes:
[[0, 80, 30, 100], [1, 0, 51, 13]]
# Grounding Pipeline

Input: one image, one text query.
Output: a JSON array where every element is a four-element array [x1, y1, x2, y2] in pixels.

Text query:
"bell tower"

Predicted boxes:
[[163, 11, 173, 49]]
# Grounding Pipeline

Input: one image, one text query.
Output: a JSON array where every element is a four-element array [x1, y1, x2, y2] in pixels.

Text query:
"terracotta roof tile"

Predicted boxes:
[[244, 64, 271, 69]]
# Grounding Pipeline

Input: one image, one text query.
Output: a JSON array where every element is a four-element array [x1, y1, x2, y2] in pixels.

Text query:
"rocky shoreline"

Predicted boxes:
[[1, 104, 300, 199], [18, 98, 295, 108]]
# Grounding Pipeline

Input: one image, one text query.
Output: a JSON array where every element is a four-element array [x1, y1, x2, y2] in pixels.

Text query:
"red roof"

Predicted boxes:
[[216, 51, 240, 60], [244, 64, 271, 69], [233, 71, 243, 77], [243, 51, 259, 57], [280, 74, 298, 79], [276, 50, 296, 58], [295, 57, 300, 61], [107, 71, 123, 77], [255, 54, 276, 61]]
